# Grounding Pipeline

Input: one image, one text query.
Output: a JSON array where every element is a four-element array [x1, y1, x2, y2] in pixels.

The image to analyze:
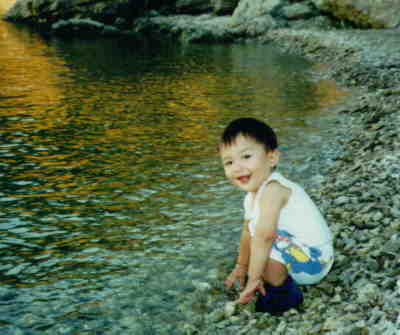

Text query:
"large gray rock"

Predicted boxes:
[[232, 0, 284, 25], [281, 3, 314, 20], [244, 14, 282, 36], [312, 0, 400, 28], [4, 0, 162, 25]]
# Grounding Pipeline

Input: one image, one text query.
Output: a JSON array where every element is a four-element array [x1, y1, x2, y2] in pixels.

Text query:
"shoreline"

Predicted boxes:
[[181, 28, 400, 334]]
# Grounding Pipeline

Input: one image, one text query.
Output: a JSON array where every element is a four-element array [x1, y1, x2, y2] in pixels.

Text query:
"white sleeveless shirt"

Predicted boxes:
[[244, 172, 332, 246]]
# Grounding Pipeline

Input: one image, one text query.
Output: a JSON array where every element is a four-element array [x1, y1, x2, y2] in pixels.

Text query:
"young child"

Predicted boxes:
[[220, 117, 334, 314]]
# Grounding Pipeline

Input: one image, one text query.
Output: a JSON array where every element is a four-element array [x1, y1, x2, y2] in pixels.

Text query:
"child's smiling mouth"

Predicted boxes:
[[237, 175, 251, 184]]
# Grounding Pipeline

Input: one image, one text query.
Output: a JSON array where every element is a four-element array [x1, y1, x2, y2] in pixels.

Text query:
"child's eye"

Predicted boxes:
[[224, 161, 233, 166], [243, 154, 251, 159]]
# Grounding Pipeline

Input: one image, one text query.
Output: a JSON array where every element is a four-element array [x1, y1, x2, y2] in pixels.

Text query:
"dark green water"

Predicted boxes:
[[0, 16, 347, 334]]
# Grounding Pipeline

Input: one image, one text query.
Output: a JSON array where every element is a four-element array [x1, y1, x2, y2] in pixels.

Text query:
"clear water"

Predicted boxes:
[[0, 13, 347, 334]]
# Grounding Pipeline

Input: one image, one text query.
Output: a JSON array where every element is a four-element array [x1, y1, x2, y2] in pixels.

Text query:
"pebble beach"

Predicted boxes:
[[177, 29, 400, 334]]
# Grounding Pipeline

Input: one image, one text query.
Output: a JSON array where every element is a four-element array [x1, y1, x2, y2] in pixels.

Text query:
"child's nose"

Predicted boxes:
[[232, 161, 244, 172]]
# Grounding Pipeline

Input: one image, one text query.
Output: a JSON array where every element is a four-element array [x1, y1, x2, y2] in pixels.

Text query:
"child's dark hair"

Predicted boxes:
[[221, 117, 278, 151]]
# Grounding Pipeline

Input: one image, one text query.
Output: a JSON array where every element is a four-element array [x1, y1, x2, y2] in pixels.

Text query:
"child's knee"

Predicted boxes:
[[265, 275, 287, 287], [263, 260, 288, 286]]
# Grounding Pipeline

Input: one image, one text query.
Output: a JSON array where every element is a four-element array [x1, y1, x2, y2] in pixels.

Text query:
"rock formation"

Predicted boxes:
[[3, 0, 400, 39], [4, 0, 148, 27], [312, 0, 400, 28]]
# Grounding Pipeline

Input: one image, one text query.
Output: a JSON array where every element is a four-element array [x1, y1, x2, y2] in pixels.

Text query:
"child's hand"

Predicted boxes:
[[225, 264, 248, 290], [237, 279, 266, 305]]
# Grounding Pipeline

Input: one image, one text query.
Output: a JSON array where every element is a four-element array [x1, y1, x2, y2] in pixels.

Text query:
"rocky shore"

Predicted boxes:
[[4, 1, 400, 41], [176, 29, 400, 334]]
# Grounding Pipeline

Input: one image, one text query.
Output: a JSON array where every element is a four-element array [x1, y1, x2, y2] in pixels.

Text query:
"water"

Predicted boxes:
[[0, 11, 347, 334]]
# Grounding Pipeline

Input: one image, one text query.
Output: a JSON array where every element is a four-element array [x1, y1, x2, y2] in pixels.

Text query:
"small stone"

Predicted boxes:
[[334, 196, 349, 205], [192, 281, 211, 291], [207, 269, 219, 280], [357, 283, 379, 304], [323, 318, 344, 330], [344, 304, 359, 313], [331, 294, 342, 303], [224, 301, 236, 317], [372, 211, 383, 221], [209, 310, 225, 323]]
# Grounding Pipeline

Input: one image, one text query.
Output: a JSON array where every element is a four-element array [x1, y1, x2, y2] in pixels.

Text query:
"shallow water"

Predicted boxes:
[[0, 13, 347, 334]]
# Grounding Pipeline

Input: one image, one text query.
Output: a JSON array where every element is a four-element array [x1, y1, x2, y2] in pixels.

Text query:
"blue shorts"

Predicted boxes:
[[270, 229, 334, 285]]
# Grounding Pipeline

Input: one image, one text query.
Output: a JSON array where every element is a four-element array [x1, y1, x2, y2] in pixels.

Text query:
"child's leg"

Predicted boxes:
[[256, 277, 303, 314], [262, 258, 288, 287], [256, 250, 303, 314]]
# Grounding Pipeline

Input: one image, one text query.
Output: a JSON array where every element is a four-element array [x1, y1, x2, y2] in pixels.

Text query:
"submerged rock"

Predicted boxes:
[[51, 18, 121, 36]]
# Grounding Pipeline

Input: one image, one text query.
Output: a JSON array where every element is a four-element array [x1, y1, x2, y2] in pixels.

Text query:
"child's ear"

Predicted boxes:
[[269, 149, 280, 168]]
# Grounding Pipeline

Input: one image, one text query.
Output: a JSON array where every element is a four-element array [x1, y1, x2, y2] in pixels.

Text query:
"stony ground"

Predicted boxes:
[[177, 29, 400, 334]]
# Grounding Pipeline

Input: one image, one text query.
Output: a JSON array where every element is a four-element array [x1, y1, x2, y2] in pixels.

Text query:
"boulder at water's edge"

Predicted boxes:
[[312, 0, 400, 28]]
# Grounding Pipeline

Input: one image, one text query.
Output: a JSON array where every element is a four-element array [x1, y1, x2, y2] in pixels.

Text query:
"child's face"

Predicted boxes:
[[220, 134, 279, 194]]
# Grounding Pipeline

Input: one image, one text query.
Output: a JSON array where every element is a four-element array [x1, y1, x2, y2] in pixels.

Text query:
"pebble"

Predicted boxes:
[[224, 301, 236, 317]]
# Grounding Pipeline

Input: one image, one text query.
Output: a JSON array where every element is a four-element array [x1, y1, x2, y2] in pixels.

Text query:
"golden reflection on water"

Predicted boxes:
[[0, 15, 348, 153], [0, 0, 16, 13], [0, 22, 68, 131]]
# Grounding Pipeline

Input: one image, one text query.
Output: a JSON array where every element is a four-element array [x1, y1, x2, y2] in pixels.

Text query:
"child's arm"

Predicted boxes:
[[237, 220, 251, 267], [225, 220, 251, 289], [238, 182, 289, 304]]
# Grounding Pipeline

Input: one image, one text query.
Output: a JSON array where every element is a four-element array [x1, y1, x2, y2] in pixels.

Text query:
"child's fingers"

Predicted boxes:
[[239, 282, 245, 290], [237, 279, 266, 304], [225, 276, 234, 289], [237, 283, 257, 304], [237, 290, 254, 304], [239, 277, 246, 290]]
